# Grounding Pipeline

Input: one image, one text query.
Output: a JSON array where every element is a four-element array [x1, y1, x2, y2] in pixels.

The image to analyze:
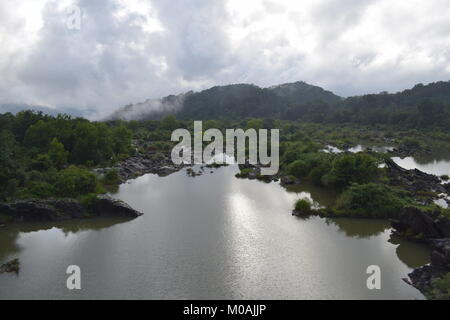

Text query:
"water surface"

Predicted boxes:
[[0, 165, 430, 299]]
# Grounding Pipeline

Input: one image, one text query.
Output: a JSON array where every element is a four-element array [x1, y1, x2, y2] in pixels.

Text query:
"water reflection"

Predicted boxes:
[[0, 218, 132, 263], [392, 156, 450, 176], [389, 235, 431, 269], [0, 165, 430, 299], [325, 218, 391, 239], [284, 181, 338, 208]]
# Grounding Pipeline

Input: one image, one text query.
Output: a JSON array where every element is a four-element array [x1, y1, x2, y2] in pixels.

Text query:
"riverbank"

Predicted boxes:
[[94, 150, 189, 183], [0, 195, 143, 224]]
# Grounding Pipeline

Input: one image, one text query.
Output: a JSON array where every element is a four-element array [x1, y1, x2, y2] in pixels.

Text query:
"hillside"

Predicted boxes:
[[109, 81, 342, 121], [107, 81, 450, 128]]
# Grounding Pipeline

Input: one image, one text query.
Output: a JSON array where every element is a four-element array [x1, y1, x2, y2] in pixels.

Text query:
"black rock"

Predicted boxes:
[[91, 195, 143, 218]]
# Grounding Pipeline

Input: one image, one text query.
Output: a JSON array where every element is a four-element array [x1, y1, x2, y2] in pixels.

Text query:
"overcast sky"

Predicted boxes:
[[1, 0, 450, 118]]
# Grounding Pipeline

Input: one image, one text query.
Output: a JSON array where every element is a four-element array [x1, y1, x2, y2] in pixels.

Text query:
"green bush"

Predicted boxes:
[[323, 153, 378, 189], [294, 198, 314, 216], [426, 273, 450, 300], [29, 154, 53, 171], [335, 183, 411, 218], [55, 166, 98, 197], [102, 169, 120, 185], [25, 181, 55, 198], [235, 168, 253, 178]]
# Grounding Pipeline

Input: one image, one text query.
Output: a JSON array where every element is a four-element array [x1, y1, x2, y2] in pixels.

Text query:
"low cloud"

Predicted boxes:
[[1, 0, 450, 118]]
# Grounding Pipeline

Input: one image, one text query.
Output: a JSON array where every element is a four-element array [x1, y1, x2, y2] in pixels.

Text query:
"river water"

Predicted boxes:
[[0, 164, 434, 300]]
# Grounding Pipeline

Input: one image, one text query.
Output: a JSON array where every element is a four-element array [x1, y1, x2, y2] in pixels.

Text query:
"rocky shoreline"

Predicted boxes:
[[390, 206, 450, 298], [94, 150, 189, 183], [0, 194, 143, 224], [0, 259, 20, 275]]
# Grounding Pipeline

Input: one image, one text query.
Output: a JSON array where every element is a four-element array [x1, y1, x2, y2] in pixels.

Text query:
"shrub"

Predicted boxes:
[[294, 198, 313, 216], [55, 166, 97, 197], [25, 181, 55, 198], [235, 168, 253, 178], [324, 153, 378, 189], [426, 273, 450, 300], [102, 169, 120, 185], [334, 183, 411, 218], [29, 154, 53, 171], [48, 138, 68, 168]]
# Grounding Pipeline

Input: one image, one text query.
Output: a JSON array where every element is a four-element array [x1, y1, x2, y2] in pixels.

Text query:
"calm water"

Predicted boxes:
[[392, 156, 450, 177], [0, 165, 432, 299]]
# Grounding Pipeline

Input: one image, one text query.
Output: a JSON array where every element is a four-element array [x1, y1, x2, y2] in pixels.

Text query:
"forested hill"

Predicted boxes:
[[109, 81, 342, 120], [108, 81, 450, 128]]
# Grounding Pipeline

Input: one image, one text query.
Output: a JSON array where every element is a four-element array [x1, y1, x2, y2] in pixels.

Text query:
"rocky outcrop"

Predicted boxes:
[[94, 151, 187, 183], [385, 158, 447, 199], [391, 207, 450, 298], [281, 175, 297, 185], [236, 162, 280, 182], [406, 239, 450, 298], [0, 196, 143, 223], [91, 195, 143, 218], [390, 207, 446, 240], [0, 259, 19, 274]]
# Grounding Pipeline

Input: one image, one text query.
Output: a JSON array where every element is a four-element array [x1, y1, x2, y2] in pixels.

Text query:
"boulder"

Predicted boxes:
[[391, 207, 442, 239], [92, 195, 143, 218], [281, 176, 296, 185], [0, 196, 143, 223], [0, 259, 20, 274]]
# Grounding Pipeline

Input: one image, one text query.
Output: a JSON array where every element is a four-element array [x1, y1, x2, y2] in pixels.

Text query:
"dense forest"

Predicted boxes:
[[0, 111, 132, 200], [110, 81, 450, 129]]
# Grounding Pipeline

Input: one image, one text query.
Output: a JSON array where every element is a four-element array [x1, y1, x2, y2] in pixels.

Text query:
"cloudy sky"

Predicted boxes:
[[1, 0, 450, 118]]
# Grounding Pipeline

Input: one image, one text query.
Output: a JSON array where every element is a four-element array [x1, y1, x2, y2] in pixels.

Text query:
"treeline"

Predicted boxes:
[[0, 111, 132, 200], [113, 81, 450, 129]]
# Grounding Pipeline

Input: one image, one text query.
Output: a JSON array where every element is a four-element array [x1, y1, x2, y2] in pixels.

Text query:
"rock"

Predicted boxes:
[[392, 207, 442, 239], [436, 218, 450, 238], [53, 199, 86, 219], [385, 158, 446, 205], [281, 176, 295, 185], [91, 195, 143, 218], [444, 184, 450, 193], [95, 150, 187, 183], [0, 196, 143, 224], [0, 259, 20, 274], [406, 238, 450, 297]]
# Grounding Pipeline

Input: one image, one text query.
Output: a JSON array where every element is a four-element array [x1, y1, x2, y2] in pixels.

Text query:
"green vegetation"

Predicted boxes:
[[235, 168, 253, 178], [425, 273, 450, 300], [0, 111, 132, 200], [114, 82, 450, 130], [102, 169, 121, 185], [294, 199, 314, 216], [334, 183, 412, 218]]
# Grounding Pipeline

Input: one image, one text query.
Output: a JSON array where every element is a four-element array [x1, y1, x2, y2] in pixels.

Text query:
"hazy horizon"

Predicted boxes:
[[2, 0, 450, 118]]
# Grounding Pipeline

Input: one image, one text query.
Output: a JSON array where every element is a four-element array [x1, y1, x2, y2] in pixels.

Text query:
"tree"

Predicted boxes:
[[160, 115, 179, 131], [48, 138, 69, 168], [335, 183, 410, 218], [111, 125, 132, 154], [246, 118, 263, 130], [55, 166, 98, 197], [324, 153, 378, 188], [24, 120, 55, 152]]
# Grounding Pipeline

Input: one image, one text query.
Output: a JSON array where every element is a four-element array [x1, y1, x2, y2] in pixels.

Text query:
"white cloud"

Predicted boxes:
[[1, 0, 450, 118]]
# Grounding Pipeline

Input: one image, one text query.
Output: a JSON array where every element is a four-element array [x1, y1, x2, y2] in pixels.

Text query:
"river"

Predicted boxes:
[[0, 162, 437, 300]]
